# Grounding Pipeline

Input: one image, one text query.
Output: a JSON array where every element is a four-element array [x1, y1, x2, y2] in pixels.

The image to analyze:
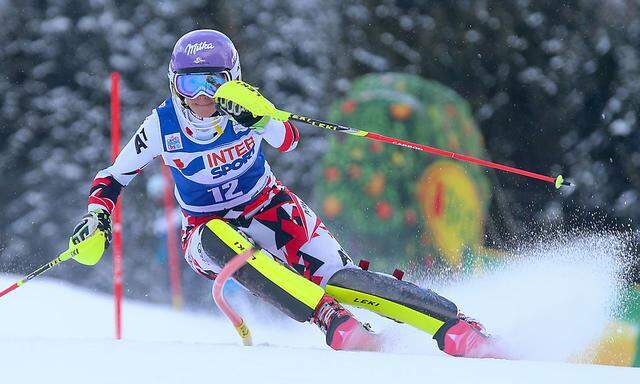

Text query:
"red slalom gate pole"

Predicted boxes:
[[162, 166, 182, 309], [212, 249, 253, 346], [110, 72, 123, 340]]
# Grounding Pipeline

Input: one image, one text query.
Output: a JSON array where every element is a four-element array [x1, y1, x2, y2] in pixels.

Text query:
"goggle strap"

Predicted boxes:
[[175, 67, 228, 74]]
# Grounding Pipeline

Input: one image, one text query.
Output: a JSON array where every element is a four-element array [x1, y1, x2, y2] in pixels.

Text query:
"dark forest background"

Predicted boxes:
[[1, 0, 639, 306]]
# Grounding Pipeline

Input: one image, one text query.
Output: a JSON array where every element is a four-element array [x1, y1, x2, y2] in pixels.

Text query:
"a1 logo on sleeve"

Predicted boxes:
[[165, 133, 183, 151]]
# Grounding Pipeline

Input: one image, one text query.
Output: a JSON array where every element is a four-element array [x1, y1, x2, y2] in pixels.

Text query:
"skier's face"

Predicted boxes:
[[186, 94, 217, 119]]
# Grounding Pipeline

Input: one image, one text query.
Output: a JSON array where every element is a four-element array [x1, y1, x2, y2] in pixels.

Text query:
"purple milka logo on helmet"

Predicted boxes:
[[185, 41, 215, 55]]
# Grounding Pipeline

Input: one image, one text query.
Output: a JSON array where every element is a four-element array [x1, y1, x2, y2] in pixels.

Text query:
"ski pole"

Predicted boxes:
[[212, 249, 254, 346], [0, 248, 75, 298], [0, 230, 106, 299], [287, 114, 572, 189], [214, 80, 572, 189]]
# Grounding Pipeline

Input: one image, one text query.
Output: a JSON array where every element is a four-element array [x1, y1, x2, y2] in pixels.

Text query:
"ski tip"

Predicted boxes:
[[555, 175, 573, 189]]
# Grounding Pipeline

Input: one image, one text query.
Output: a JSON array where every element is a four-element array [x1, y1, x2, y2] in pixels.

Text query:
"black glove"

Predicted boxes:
[[215, 98, 271, 130], [71, 209, 112, 249]]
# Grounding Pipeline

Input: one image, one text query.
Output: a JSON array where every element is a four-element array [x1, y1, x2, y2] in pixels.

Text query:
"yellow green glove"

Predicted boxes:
[[69, 209, 112, 266], [214, 80, 291, 124]]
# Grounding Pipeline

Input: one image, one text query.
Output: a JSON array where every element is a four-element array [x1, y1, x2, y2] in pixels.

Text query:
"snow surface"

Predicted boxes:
[[1, 235, 640, 383]]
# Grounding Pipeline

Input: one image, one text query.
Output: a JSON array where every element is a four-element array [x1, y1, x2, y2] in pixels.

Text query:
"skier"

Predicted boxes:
[[71, 29, 499, 357]]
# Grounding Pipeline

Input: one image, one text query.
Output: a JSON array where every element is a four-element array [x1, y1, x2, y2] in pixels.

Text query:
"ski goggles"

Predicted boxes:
[[173, 71, 230, 99]]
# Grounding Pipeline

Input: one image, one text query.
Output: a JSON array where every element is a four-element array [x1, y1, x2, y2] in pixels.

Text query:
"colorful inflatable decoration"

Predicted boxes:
[[316, 73, 491, 273]]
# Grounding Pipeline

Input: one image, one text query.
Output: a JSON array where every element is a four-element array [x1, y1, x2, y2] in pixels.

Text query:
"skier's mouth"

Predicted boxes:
[[191, 98, 215, 106]]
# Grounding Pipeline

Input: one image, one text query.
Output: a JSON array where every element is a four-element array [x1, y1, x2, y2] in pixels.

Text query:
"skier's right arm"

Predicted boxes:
[[87, 112, 162, 214], [69, 112, 162, 262]]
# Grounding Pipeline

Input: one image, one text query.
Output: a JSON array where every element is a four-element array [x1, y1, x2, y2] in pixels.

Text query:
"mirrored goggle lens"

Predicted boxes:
[[174, 73, 228, 98]]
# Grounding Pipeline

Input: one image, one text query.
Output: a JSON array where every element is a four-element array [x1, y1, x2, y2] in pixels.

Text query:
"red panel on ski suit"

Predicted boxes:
[[182, 182, 355, 287]]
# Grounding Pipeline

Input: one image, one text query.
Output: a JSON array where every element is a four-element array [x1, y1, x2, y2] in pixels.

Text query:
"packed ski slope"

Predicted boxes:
[[1, 235, 639, 383]]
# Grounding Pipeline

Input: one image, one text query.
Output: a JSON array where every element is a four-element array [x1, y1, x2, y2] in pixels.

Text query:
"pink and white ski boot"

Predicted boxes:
[[312, 295, 380, 351], [434, 313, 504, 358]]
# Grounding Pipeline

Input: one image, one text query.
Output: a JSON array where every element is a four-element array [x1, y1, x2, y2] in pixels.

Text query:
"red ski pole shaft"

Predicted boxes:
[[288, 114, 572, 189]]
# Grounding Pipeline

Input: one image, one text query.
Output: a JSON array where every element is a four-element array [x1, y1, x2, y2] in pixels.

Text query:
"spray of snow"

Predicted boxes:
[[378, 233, 629, 361], [0, 234, 631, 367], [1, 273, 637, 384], [1, 234, 638, 383]]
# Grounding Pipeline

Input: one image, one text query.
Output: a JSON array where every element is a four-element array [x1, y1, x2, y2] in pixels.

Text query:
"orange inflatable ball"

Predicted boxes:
[[324, 166, 341, 182], [369, 141, 384, 153], [375, 201, 394, 220], [341, 100, 357, 114], [404, 209, 417, 225], [365, 173, 386, 197], [348, 164, 362, 180], [323, 196, 343, 219], [389, 103, 412, 120], [445, 104, 457, 118]]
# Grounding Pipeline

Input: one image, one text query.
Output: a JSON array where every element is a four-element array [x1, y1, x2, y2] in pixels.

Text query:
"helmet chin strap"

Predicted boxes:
[[186, 108, 221, 123], [170, 91, 226, 141], [179, 105, 227, 141]]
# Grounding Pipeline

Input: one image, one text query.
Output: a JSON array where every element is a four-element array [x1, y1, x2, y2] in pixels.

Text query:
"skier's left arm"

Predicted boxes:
[[215, 86, 300, 152], [255, 119, 300, 152]]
